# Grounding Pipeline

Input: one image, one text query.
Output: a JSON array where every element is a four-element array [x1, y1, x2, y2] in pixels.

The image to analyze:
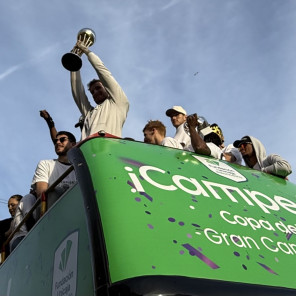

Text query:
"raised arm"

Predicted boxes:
[[69, 42, 93, 117], [187, 114, 211, 156], [40, 110, 57, 144], [75, 41, 128, 107], [70, 69, 92, 117]]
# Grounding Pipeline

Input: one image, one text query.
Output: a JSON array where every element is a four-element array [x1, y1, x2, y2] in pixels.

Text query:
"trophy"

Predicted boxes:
[[61, 28, 96, 71], [184, 114, 209, 136]]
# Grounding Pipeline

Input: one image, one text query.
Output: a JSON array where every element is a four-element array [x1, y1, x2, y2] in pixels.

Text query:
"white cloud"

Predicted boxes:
[[1, 0, 296, 218], [0, 64, 22, 81]]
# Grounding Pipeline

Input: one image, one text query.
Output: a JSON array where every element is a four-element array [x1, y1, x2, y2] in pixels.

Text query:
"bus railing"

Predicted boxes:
[[0, 165, 74, 263]]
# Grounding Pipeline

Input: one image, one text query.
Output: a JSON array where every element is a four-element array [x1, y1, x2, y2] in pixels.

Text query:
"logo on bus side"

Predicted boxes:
[[193, 155, 247, 182], [52, 231, 78, 296]]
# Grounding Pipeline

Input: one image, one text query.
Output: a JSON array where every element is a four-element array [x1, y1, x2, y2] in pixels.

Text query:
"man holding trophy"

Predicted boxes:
[[64, 29, 129, 139]]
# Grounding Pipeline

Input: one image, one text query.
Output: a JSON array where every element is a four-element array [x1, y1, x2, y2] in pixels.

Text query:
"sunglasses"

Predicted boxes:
[[53, 137, 69, 145], [238, 142, 252, 149]]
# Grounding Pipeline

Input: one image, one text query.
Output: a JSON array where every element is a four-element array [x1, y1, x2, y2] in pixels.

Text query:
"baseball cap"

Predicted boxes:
[[233, 136, 251, 148], [210, 123, 224, 144], [201, 123, 224, 146], [166, 106, 187, 117]]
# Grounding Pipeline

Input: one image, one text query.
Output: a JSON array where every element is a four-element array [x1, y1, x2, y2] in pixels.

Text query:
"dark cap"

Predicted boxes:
[[233, 136, 251, 148]]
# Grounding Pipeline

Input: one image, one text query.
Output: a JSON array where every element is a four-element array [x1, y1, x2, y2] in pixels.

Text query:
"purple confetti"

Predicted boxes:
[[173, 240, 177, 244], [140, 191, 153, 202], [187, 234, 192, 238], [145, 211, 151, 215], [179, 250, 185, 255], [127, 180, 135, 189], [147, 224, 154, 229], [234, 252, 240, 257], [242, 264, 247, 270], [251, 173, 260, 179], [192, 223, 201, 228], [168, 217, 176, 222], [120, 157, 146, 167], [257, 262, 278, 275], [152, 265, 156, 269], [286, 233, 293, 240], [179, 221, 185, 226], [280, 217, 286, 221], [273, 232, 279, 237], [182, 244, 220, 269], [209, 214, 212, 218], [135, 197, 141, 202]]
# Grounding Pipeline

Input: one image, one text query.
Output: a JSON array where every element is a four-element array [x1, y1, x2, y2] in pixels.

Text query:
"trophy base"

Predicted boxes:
[[61, 53, 82, 72]]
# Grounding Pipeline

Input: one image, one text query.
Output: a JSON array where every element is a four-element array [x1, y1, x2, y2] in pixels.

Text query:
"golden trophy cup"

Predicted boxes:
[[61, 28, 96, 71]]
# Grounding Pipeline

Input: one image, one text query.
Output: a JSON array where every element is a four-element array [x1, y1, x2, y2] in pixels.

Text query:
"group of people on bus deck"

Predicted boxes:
[[1, 40, 292, 256]]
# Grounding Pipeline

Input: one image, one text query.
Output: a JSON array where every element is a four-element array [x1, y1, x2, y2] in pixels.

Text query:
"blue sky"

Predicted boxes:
[[1, 0, 296, 218]]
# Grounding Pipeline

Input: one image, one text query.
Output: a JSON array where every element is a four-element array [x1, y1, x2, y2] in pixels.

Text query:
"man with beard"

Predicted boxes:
[[165, 106, 191, 149], [40, 109, 84, 143], [31, 131, 77, 199], [70, 40, 129, 139], [233, 135, 292, 178], [9, 131, 76, 252]]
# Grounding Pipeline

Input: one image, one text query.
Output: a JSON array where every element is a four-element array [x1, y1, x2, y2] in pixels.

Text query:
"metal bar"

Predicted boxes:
[[1, 165, 74, 262]]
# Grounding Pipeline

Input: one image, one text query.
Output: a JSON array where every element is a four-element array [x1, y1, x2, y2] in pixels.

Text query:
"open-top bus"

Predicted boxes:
[[1, 133, 296, 295]]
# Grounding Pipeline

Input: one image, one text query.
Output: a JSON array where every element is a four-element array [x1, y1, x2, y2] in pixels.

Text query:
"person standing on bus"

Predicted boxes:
[[143, 120, 183, 149], [165, 106, 191, 149], [70, 41, 129, 139], [31, 131, 77, 201], [9, 131, 77, 252], [186, 114, 224, 159], [0, 195, 22, 252], [233, 135, 292, 178]]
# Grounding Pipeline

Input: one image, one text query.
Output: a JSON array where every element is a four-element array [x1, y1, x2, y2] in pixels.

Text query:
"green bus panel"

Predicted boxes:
[[0, 184, 94, 296], [80, 138, 296, 290]]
